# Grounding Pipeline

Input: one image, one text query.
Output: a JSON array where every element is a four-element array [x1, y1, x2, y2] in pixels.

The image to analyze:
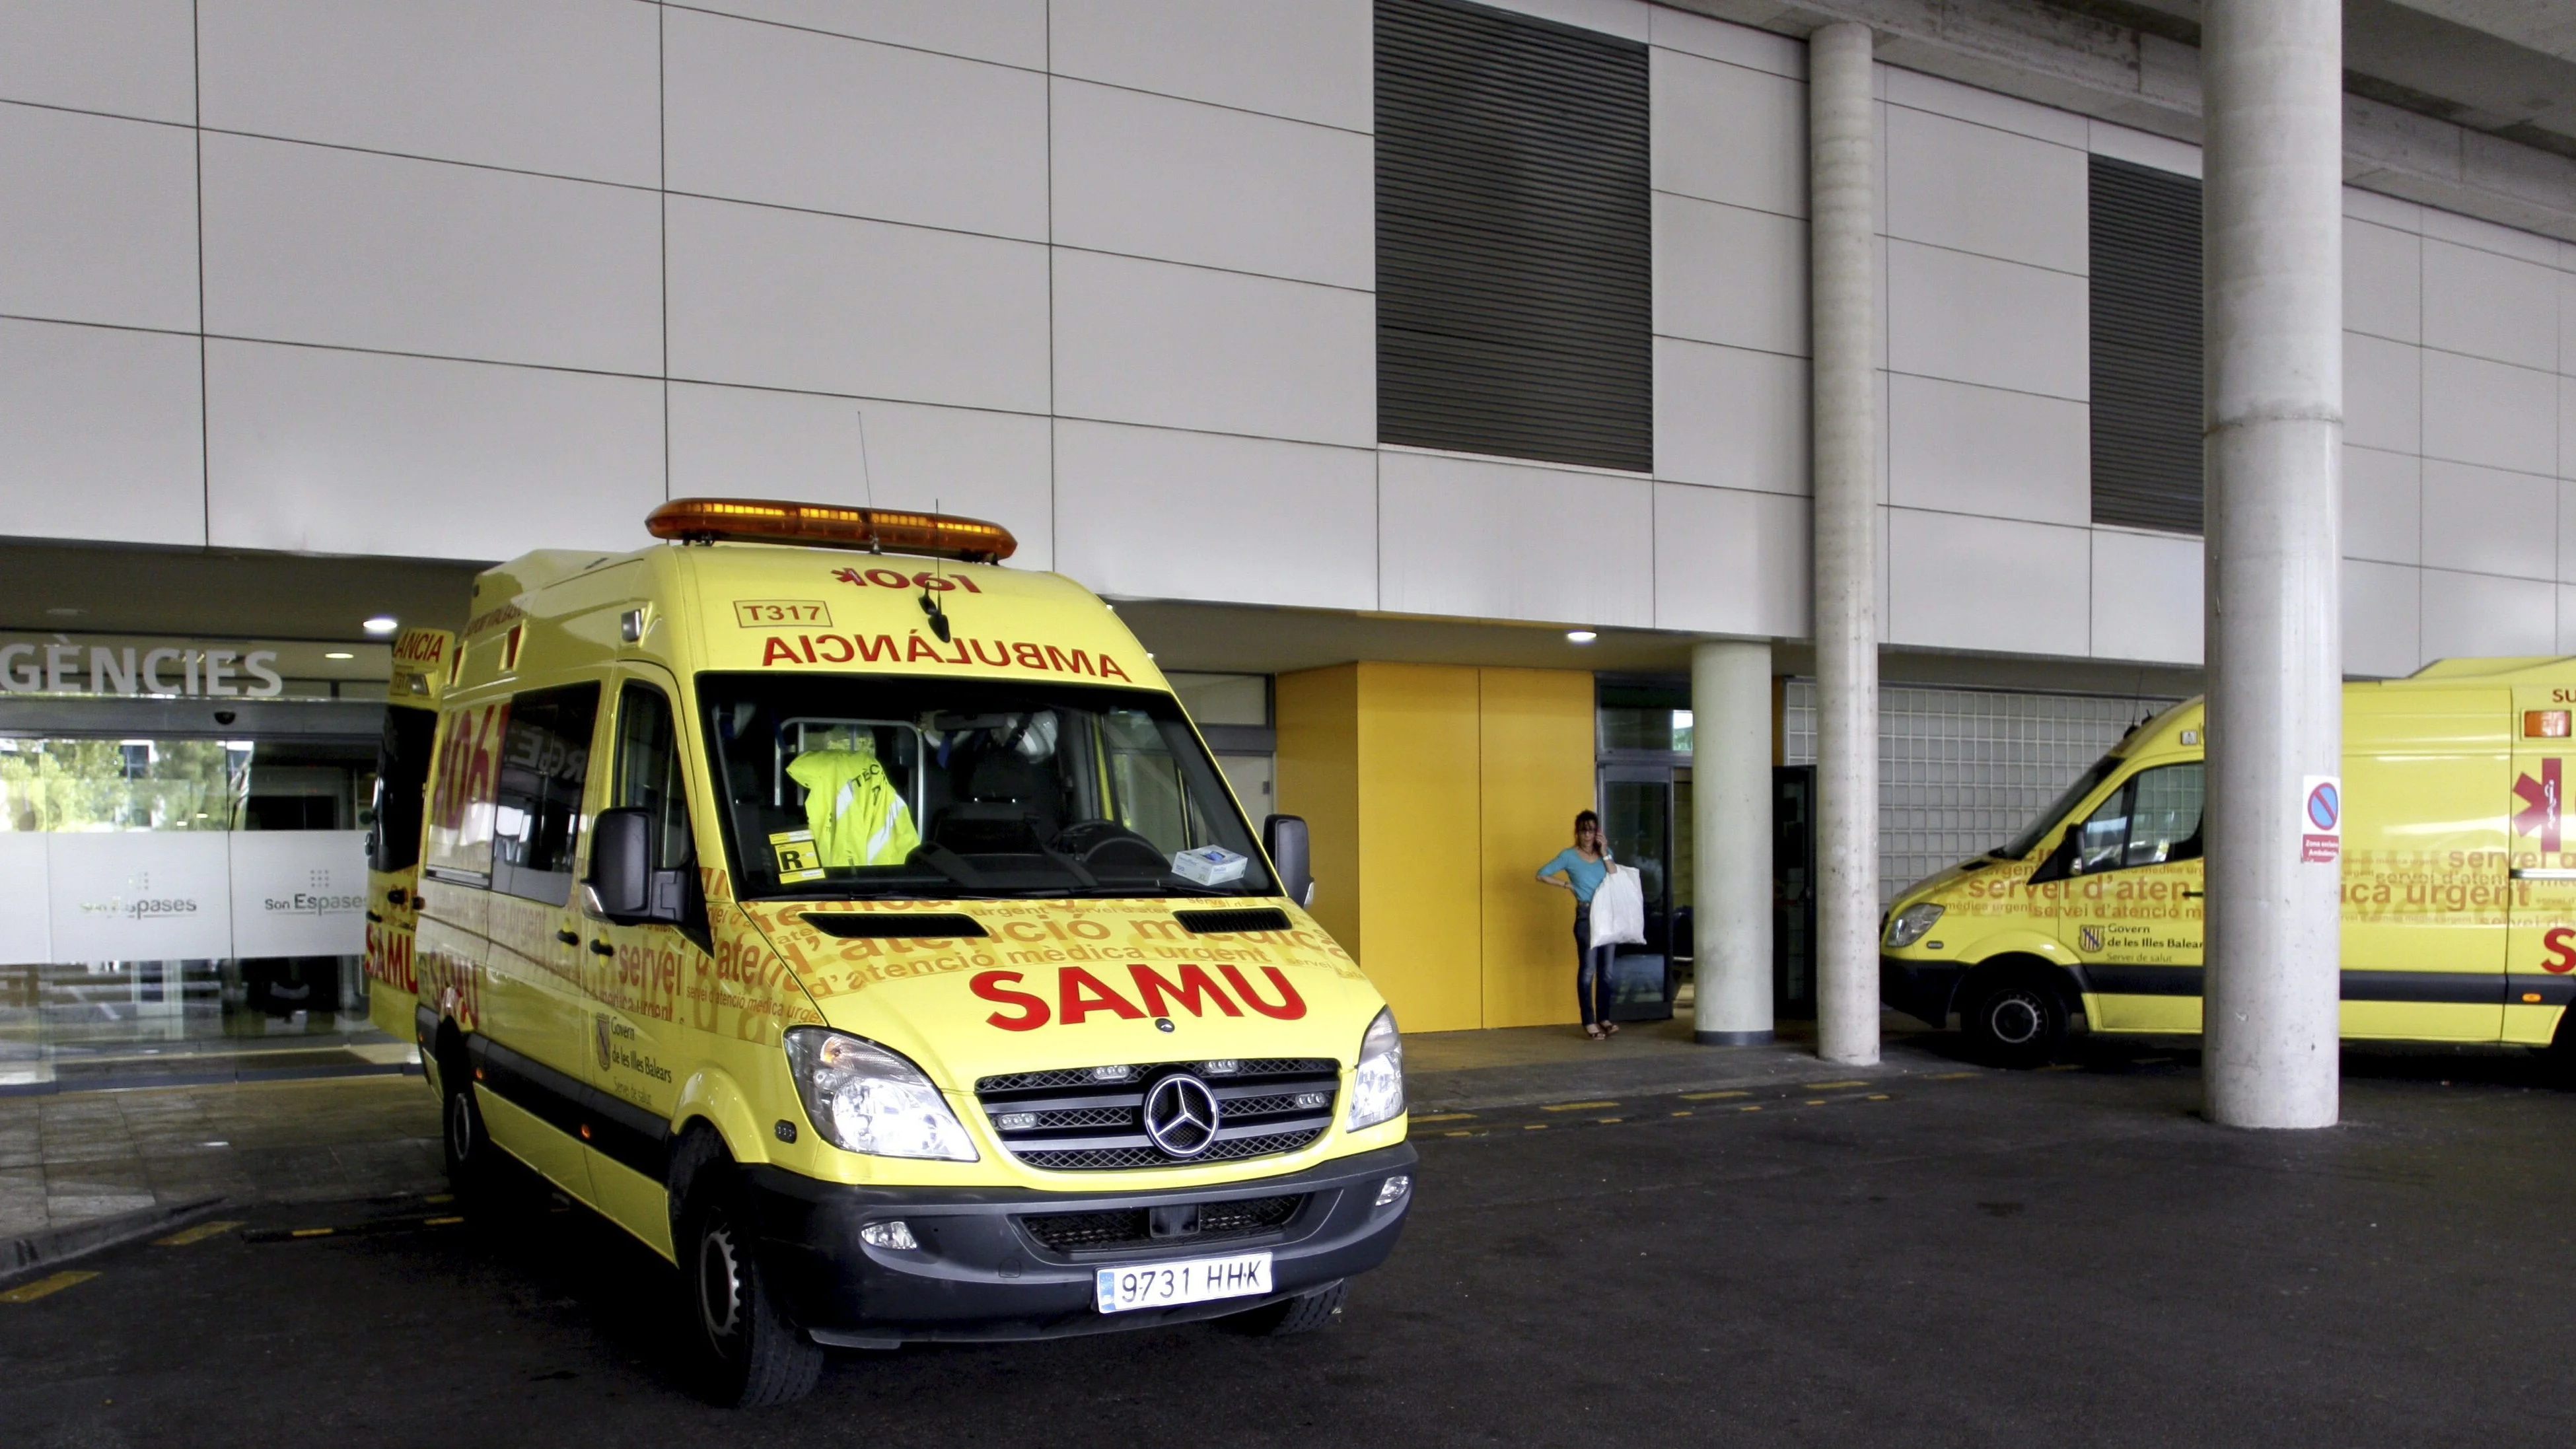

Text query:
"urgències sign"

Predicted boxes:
[[0, 639, 289, 698]]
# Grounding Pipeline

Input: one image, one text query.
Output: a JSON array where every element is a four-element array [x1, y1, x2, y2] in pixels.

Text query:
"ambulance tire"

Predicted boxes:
[[2546, 1010, 2576, 1088], [439, 1049, 500, 1198], [1960, 968, 2067, 1069], [671, 1133, 824, 1409], [1215, 1279, 1345, 1337]]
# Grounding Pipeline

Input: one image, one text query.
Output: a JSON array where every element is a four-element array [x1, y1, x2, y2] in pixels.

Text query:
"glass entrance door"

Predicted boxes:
[[1598, 766, 1680, 1022]]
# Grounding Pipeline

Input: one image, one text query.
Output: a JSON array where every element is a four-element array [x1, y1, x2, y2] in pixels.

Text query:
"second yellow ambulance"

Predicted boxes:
[[1882, 656, 2576, 1067]]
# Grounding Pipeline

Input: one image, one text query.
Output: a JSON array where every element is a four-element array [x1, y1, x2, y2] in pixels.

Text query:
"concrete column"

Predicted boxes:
[[2201, 0, 2344, 1129], [1693, 641, 1774, 1045], [1808, 21, 1880, 1066]]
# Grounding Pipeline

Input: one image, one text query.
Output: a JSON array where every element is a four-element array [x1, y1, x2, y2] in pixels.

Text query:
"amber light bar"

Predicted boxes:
[[646, 498, 1017, 563]]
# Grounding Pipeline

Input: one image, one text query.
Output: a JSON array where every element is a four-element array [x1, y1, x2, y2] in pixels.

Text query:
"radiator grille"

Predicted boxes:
[[976, 1059, 1338, 1171]]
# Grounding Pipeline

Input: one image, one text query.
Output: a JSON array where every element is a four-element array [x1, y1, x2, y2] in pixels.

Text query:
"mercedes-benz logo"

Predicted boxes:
[[1141, 1073, 1220, 1158]]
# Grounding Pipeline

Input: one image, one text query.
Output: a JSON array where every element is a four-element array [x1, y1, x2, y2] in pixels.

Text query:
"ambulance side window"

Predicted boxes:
[[612, 683, 694, 870], [490, 682, 601, 903], [2072, 763, 2204, 873]]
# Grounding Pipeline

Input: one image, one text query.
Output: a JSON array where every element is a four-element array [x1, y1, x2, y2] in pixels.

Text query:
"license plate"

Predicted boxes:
[[1094, 1252, 1273, 1314]]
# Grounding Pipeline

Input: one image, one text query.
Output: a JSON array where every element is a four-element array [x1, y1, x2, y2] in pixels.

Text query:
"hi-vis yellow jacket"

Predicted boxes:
[[786, 736, 919, 867]]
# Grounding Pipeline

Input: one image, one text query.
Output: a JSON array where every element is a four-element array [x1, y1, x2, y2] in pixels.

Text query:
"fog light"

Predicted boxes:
[[1294, 1092, 1330, 1110], [995, 1111, 1038, 1131], [1202, 1059, 1240, 1075], [1374, 1175, 1411, 1207], [1091, 1065, 1134, 1082], [859, 1220, 918, 1251]]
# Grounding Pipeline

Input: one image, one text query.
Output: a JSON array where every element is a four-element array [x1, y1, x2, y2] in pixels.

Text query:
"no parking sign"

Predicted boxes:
[[2302, 775, 2341, 864]]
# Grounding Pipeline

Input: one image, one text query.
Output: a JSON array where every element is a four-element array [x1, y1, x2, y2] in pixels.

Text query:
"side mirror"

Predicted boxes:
[[2028, 830, 2080, 886], [1264, 814, 1314, 909], [587, 807, 698, 926]]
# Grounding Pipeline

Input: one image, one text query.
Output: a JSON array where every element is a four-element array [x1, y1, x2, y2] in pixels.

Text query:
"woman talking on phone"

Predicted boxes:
[[1536, 810, 1618, 1040]]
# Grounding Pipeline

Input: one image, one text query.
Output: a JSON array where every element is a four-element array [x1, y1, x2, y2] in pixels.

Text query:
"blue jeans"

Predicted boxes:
[[1573, 906, 1614, 1027]]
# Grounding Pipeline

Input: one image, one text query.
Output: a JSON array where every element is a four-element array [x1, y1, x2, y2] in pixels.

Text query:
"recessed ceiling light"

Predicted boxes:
[[361, 615, 398, 635], [1565, 629, 1598, 644], [324, 651, 354, 660]]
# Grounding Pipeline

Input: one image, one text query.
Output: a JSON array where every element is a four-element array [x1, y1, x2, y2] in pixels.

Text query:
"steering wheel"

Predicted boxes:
[[1050, 820, 1169, 871]]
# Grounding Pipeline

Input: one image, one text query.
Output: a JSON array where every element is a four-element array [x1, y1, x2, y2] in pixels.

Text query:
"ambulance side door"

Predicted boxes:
[[2340, 716, 2506, 1042], [2505, 690, 2576, 1045], [577, 670, 704, 1255], [2054, 761, 2205, 1033]]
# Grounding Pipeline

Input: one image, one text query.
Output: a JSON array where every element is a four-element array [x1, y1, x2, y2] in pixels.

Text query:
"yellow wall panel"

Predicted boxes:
[[1275, 665, 1361, 959], [1356, 663, 1485, 1033], [1477, 668, 1597, 1028]]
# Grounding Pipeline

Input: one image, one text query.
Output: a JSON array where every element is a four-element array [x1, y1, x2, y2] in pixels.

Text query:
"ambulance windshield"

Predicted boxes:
[[699, 673, 1276, 901]]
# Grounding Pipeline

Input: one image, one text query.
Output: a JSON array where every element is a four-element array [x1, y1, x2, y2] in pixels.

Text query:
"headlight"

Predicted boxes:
[[1347, 1007, 1404, 1131], [1885, 902, 1945, 948], [782, 1028, 978, 1162]]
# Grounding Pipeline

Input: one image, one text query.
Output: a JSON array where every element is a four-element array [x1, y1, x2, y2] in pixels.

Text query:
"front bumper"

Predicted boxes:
[[743, 1142, 1418, 1346], [1880, 955, 1965, 1029]]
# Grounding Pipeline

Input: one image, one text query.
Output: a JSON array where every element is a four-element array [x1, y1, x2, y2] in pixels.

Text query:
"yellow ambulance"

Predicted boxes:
[[403, 500, 1413, 1406], [363, 625, 454, 1043], [1881, 657, 2576, 1069]]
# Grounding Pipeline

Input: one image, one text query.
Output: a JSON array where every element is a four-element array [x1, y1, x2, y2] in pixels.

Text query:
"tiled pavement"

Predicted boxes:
[[0, 1075, 442, 1247]]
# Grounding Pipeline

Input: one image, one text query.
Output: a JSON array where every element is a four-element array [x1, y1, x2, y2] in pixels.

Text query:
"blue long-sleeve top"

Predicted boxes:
[[1536, 848, 1610, 903]]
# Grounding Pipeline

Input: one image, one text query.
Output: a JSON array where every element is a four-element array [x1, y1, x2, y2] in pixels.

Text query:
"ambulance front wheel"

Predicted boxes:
[[1961, 969, 2067, 1069], [439, 1059, 500, 1196], [671, 1131, 824, 1409]]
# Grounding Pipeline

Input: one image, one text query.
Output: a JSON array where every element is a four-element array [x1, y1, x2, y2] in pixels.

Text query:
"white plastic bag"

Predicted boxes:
[[1589, 865, 1647, 947]]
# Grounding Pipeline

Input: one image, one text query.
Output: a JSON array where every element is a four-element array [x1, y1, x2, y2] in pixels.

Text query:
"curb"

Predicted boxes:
[[1, 1196, 228, 1287]]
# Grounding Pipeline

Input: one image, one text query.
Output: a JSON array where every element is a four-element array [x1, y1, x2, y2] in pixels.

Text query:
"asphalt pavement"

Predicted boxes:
[[7, 1043, 2574, 1448]]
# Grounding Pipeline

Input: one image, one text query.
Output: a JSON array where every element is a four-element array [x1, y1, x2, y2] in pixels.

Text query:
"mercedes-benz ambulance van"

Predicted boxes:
[[404, 499, 1413, 1406], [363, 626, 453, 1043], [1882, 657, 2576, 1069]]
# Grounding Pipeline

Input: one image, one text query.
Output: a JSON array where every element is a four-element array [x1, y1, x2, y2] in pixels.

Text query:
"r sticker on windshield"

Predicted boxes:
[[736, 600, 831, 628], [769, 828, 825, 882]]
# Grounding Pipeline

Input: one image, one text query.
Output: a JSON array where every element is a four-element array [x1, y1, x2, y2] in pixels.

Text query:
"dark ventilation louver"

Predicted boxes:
[[802, 912, 987, 939], [1173, 907, 1293, 935], [2089, 155, 2205, 534], [1377, 0, 1652, 472]]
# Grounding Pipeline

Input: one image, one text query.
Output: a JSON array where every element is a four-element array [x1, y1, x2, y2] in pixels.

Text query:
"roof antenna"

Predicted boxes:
[[855, 409, 882, 553], [918, 495, 951, 643]]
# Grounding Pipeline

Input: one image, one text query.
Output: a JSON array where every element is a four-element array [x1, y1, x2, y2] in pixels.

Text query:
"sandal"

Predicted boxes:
[[1584, 1024, 1607, 1041], [1604, 1022, 1621, 1036]]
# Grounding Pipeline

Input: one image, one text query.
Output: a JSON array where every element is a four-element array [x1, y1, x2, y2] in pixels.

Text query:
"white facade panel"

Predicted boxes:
[[663, 9, 1048, 242], [2421, 569, 2557, 660], [2419, 460, 2554, 581], [1649, 9, 1803, 79], [678, 0, 1046, 68], [47, 831, 233, 964], [666, 195, 1051, 412], [2086, 120, 2198, 178], [1050, 0, 1372, 132], [2421, 350, 2558, 476], [1651, 48, 1803, 217], [204, 341, 663, 561], [198, 0, 659, 186], [2343, 219, 2421, 345], [2421, 239, 2558, 372], [1886, 241, 2088, 401], [1884, 106, 2086, 275], [1886, 373, 2088, 526], [2089, 528, 2203, 665], [1886, 509, 2089, 656], [2344, 332, 2423, 456], [1475, 0, 1647, 40], [2343, 186, 2421, 232], [1052, 249, 1374, 447], [1651, 482, 1808, 635], [0, 318, 203, 547], [1880, 67, 2087, 149], [1052, 79, 1374, 289], [2342, 559, 2422, 678], [0, 0, 195, 123], [2342, 444, 2422, 566], [227, 830, 369, 958], [1053, 421, 1377, 610], [0, 105, 198, 332], [2562, 584, 2576, 655], [1378, 452, 1655, 627], [2419, 207, 2558, 268], [665, 384, 1054, 571], [1653, 194, 1806, 355], [201, 135, 663, 375], [1654, 338, 1807, 495]]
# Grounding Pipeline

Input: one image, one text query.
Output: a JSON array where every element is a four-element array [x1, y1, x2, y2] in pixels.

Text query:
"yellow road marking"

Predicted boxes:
[[1737, 1104, 1762, 1112], [1929, 1071, 1980, 1080], [1803, 1099, 1827, 1105], [1594, 1117, 1623, 1125], [1443, 1129, 1475, 1137], [1682, 1090, 1750, 1101], [1413, 1112, 1476, 1123], [153, 1220, 244, 1248], [1541, 1100, 1619, 1112], [425, 1193, 455, 1205], [1522, 1123, 1548, 1131], [1, 1271, 98, 1303], [289, 1227, 335, 1238], [1806, 1080, 1870, 1090], [1866, 1094, 1891, 1101], [423, 1216, 465, 1226], [1670, 1110, 1693, 1117]]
